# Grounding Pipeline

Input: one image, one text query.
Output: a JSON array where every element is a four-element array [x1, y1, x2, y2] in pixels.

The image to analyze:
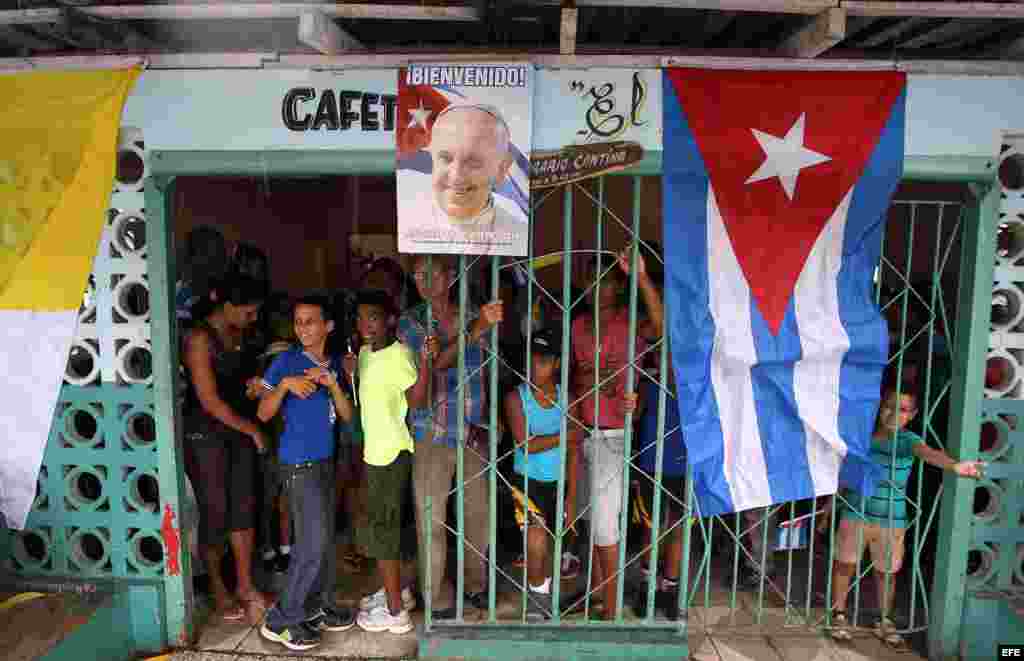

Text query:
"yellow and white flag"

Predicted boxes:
[[0, 67, 139, 529]]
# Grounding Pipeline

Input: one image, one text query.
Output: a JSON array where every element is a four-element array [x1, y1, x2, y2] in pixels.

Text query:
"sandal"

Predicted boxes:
[[874, 616, 909, 651], [237, 590, 274, 624], [829, 610, 852, 642], [212, 598, 246, 622]]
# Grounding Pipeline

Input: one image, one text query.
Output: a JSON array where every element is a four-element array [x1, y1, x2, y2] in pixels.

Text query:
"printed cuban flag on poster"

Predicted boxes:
[[396, 63, 532, 257], [662, 69, 907, 517]]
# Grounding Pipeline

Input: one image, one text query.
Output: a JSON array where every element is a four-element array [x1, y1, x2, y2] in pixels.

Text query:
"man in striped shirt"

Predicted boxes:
[[398, 254, 503, 616]]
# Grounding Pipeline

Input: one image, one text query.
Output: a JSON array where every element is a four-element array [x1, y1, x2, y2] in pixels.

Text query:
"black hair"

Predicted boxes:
[[182, 226, 229, 297], [262, 292, 294, 342], [230, 242, 270, 284], [355, 289, 397, 320], [881, 370, 921, 410], [293, 294, 334, 323], [362, 257, 404, 285], [185, 225, 227, 263], [192, 272, 268, 321]]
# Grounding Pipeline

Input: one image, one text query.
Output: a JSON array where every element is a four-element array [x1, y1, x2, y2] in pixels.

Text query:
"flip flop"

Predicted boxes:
[[214, 603, 246, 621], [880, 632, 910, 651]]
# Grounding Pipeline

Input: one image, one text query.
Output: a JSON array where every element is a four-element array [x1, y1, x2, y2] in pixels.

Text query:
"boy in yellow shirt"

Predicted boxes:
[[345, 290, 436, 634]]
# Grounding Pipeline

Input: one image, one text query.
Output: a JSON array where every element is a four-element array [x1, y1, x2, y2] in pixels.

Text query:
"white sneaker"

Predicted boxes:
[[359, 586, 416, 612], [356, 604, 414, 634]]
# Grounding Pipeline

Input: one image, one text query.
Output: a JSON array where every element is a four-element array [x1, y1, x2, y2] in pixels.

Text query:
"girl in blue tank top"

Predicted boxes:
[[503, 328, 582, 617], [512, 381, 563, 481]]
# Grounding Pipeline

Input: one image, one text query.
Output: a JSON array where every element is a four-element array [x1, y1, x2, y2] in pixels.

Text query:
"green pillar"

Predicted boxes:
[[146, 176, 193, 647], [928, 182, 999, 660]]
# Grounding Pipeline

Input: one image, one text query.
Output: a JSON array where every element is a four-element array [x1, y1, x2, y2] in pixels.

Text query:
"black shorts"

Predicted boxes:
[[632, 469, 686, 530], [510, 473, 559, 534]]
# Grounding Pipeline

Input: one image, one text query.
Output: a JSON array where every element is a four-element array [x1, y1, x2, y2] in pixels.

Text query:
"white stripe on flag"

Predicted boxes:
[[793, 189, 855, 497], [707, 188, 771, 511]]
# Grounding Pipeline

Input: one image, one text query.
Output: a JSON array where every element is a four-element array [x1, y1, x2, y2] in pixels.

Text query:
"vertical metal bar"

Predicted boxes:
[[456, 254, 468, 621], [824, 492, 837, 624], [930, 183, 998, 660], [426, 254, 434, 435], [879, 201, 917, 625], [584, 177, 604, 620], [615, 175, 643, 621], [703, 516, 714, 610], [678, 453, 694, 618], [645, 321, 670, 622], [488, 255, 499, 622], [755, 506, 769, 623], [145, 176, 192, 646], [911, 201, 946, 629], [551, 183, 575, 624], [424, 255, 435, 620], [729, 511, 740, 625], [521, 203, 535, 622], [783, 500, 796, 622], [424, 496, 433, 631], [876, 208, 888, 305], [804, 493, 818, 622]]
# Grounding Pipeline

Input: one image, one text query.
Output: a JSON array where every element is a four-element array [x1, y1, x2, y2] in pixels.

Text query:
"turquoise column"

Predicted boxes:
[[146, 176, 193, 647], [928, 182, 999, 659]]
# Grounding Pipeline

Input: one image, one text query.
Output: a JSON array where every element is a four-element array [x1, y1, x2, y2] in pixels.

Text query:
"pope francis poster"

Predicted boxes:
[[397, 63, 532, 256]]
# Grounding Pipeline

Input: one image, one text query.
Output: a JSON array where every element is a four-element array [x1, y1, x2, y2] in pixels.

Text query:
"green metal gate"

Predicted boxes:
[[417, 162, 1003, 660]]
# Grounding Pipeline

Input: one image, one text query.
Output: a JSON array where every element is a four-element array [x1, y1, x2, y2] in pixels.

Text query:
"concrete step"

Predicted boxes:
[[170, 651, 355, 661]]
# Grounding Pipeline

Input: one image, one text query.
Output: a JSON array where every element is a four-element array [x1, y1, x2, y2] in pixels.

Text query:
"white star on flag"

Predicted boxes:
[[745, 113, 831, 200], [407, 99, 432, 130]]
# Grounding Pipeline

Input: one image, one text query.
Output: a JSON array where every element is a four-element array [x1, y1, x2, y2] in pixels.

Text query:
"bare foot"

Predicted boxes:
[[236, 590, 274, 625], [212, 591, 245, 622]]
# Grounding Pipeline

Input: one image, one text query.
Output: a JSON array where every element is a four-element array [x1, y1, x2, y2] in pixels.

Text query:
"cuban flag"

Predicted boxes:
[[663, 69, 906, 517]]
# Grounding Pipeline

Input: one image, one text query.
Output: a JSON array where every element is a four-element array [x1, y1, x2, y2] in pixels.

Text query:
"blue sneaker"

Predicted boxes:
[[260, 621, 321, 651], [305, 605, 356, 632]]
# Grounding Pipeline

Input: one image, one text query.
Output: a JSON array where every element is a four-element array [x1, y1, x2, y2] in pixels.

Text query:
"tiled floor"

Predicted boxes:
[[189, 542, 925, 660]]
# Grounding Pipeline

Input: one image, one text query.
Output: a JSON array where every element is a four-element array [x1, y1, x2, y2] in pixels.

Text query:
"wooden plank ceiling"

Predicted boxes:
[[0, 1, 1023, 61]]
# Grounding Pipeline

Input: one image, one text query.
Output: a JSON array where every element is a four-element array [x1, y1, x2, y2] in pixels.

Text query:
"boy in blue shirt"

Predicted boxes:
[[829, 378, 982, 648], [257, 296, 356, 651]]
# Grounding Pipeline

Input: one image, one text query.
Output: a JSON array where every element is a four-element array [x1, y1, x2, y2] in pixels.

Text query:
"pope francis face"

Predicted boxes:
[[429, 107, 513, 221]]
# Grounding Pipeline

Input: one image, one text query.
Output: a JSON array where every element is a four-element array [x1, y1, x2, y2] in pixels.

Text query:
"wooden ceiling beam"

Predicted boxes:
[[560, 4, 578, 54], [297, 11, 364, 54], [843, 2, 1024, 19], [779, 7, 846, 57], [528, 0, 1024, 18], [0, 4, 480, 25]]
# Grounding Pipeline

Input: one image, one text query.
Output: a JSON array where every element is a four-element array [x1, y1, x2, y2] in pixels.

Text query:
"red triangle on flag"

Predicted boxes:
[[667, 69, 905, 334], [396, 69, 451, 158]]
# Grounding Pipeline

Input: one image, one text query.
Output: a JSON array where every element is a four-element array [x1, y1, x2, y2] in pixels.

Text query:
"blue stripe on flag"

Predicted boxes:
[[750, 301, 816, 506], [836, 87, 906, 499], [662, 74, 735, 516]]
